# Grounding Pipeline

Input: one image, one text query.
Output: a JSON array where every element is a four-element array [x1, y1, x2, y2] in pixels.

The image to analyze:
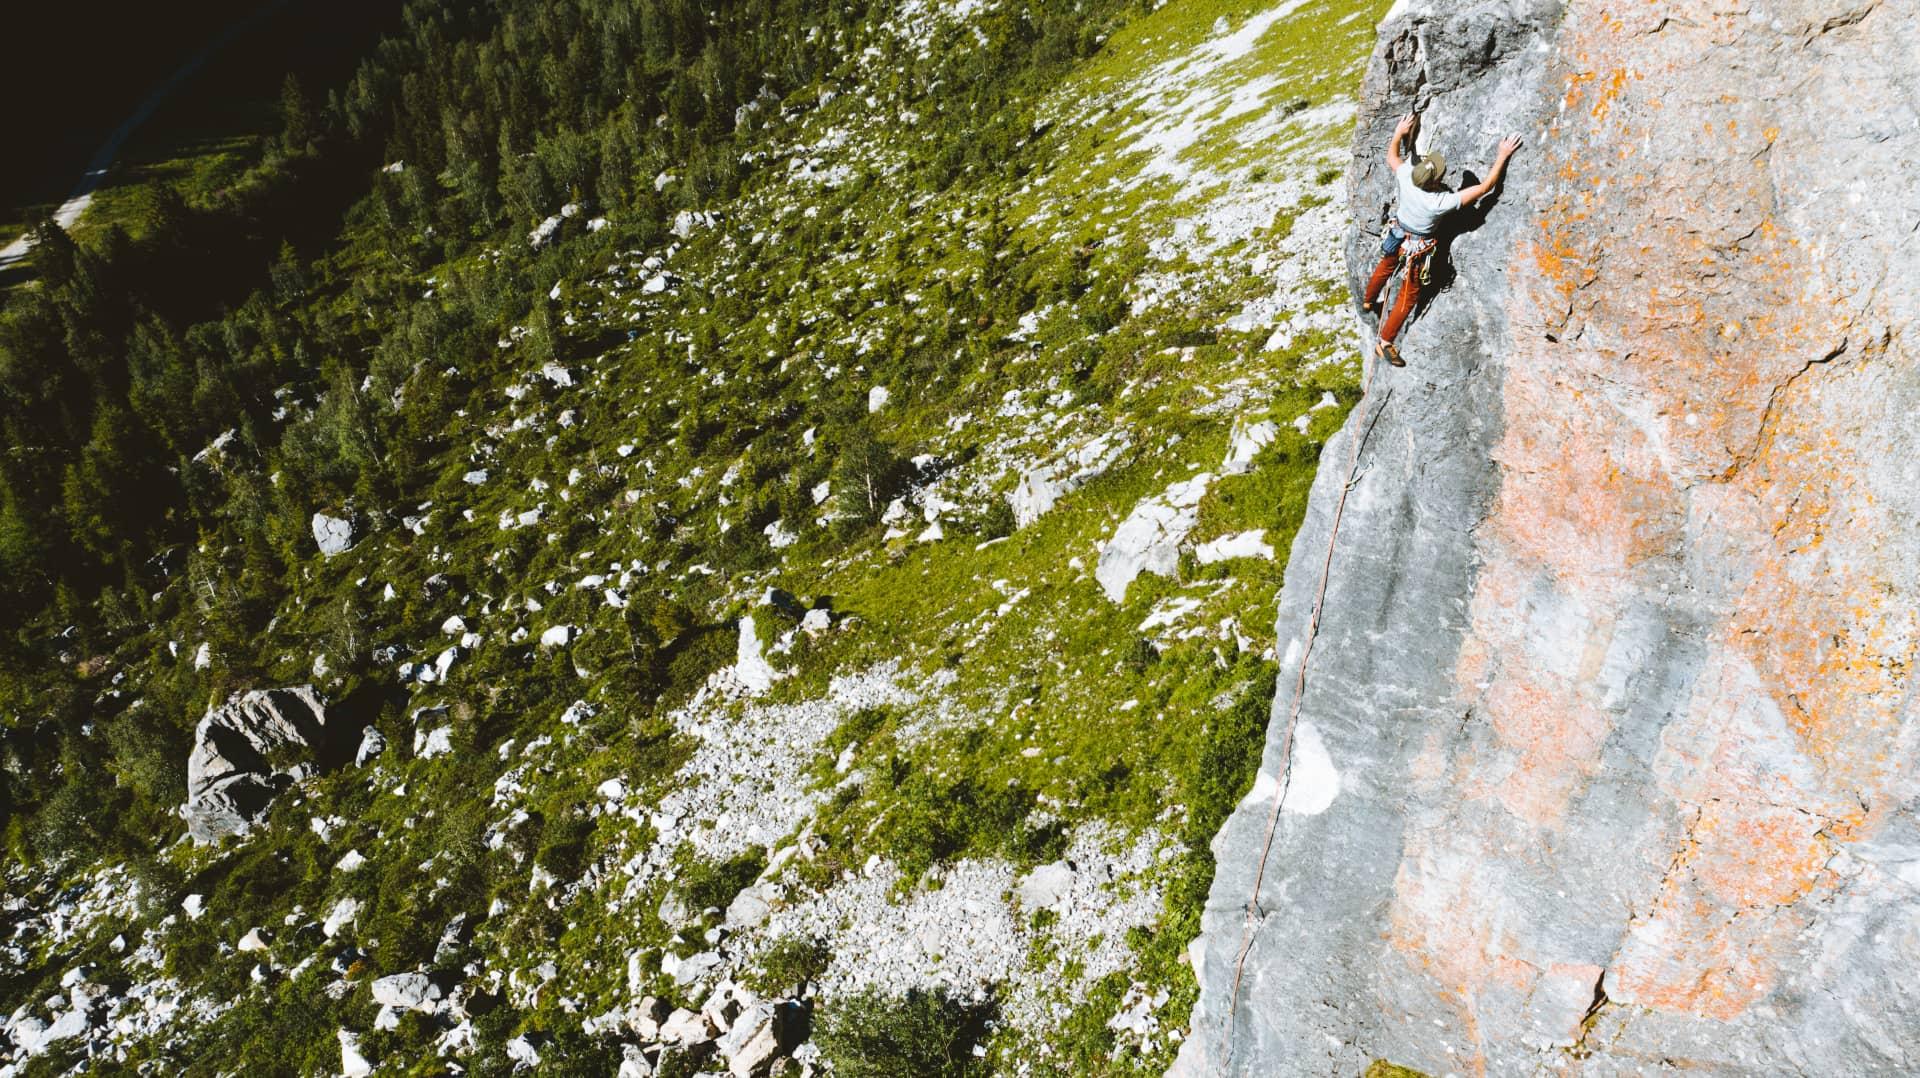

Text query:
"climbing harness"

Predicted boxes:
[[1217, 353, 1394, 1073], [1381, 218, 1437, 284], [1399, 233, 1437, 286], [1401, 243, 1436, 290]]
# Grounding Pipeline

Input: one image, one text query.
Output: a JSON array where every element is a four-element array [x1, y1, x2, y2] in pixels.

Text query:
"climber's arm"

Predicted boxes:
[[1386, 113, 1415, 171], [1459, 135, 1524, 205]]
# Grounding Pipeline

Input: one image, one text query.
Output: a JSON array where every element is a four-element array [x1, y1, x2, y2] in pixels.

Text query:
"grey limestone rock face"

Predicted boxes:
[[184, 685, 348, 842], [1180, 0, 1920, 1074]]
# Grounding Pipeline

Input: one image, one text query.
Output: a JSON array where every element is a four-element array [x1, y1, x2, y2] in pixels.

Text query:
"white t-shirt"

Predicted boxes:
[[1394, 161, 1461, 236]]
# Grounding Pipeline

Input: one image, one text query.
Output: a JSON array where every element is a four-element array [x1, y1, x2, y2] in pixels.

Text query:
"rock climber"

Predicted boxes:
[[1362, 113, 1521, 366]]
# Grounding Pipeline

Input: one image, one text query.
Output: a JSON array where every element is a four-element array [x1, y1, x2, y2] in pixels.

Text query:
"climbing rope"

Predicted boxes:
[[1218, 347, 1393, 1073]]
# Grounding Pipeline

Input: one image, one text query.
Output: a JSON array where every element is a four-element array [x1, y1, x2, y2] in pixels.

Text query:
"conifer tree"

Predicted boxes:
[[281, 72, 317, 152]]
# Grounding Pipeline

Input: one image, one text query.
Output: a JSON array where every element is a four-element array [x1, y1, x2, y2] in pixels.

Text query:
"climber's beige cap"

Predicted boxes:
[[1412, 152, 1446, 187]]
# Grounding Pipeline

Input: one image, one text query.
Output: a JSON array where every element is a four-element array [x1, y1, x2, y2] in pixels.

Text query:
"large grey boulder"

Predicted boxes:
[[183, 686, 349, 842], [716, 1002, 778, 1077], [1181, 0, 1920, 1074]]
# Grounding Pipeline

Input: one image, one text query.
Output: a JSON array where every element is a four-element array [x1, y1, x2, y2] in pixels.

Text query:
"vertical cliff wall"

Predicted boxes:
[[1179, 0, 1920, 1073]]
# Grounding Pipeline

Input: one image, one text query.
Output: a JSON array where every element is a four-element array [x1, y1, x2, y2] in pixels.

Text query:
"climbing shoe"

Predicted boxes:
[[1378, 339, 1404, 367]]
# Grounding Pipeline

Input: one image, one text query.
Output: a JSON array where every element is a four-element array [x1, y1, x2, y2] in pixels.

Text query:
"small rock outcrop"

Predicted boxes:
[[1183, 0, 1920, 1074], [1094, 473, 1211, 602], [184, 686, 349, 842]]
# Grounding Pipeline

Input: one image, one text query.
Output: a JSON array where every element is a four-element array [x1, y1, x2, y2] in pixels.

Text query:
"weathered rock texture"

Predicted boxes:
[[184, 686, 346, 842], [1181, 0, 1920, 1073]]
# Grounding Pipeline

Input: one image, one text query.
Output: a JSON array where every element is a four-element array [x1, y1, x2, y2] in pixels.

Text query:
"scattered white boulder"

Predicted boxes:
[[340, 1030, 374, 1077], [629, 994, 668, 1038], [10, 992, 91, 1058], [1195, 530, 1273, 564], [322, 896, 360, 939], [1220, 418, 1279, 475], [719, 1002, 786, 1077], [528, 215, 563, 249], [619, 1043, 655, 1078], [427, 645, 461, 683], [672, 950, 725, 987], [312, 513, 355, 556], [181, 894, 206, 920], [868, 385, 891, 413], [414, 724, 454, 760], [764, 519, 797, 549], [439, 1019, 479, 1055], [1008, 431, 1130, 528], [540, 624, 579, 648], [371, 972, 444, 1013], [671, 209, 716, 238], [734, 616, 777, 695], [238, 927, 270, 953], [660, 1006, 716, 1044], [725, 884, 773, 930], [506, 1033, 543, 1066], [355, 725, 387, 766], [1008, 468, 1066, 528]]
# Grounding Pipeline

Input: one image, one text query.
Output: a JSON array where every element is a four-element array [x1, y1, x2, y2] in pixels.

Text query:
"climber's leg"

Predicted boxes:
[[1362, 254, 1398, 313], [1380, 255, 1424, 343]]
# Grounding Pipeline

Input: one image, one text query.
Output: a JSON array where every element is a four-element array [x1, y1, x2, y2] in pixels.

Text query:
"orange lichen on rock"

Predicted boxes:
[[1609, 802, 1837, 1020], [1481, 673, 1614, 828]]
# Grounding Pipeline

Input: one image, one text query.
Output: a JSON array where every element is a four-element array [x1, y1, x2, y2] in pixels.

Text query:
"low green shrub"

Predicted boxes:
[[677, 848, 766, 915], [744, 934, 832, 996], [816, 987, 997, 1078]]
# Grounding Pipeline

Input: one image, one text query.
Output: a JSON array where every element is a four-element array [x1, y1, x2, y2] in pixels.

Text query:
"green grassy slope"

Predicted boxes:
[[0, 0, 1384, 1072]]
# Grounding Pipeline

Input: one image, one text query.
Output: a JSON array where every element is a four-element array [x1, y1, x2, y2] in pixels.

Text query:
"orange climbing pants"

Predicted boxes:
[[1364, 222, 1437, 343], [1364, 254, 1419, 342]]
